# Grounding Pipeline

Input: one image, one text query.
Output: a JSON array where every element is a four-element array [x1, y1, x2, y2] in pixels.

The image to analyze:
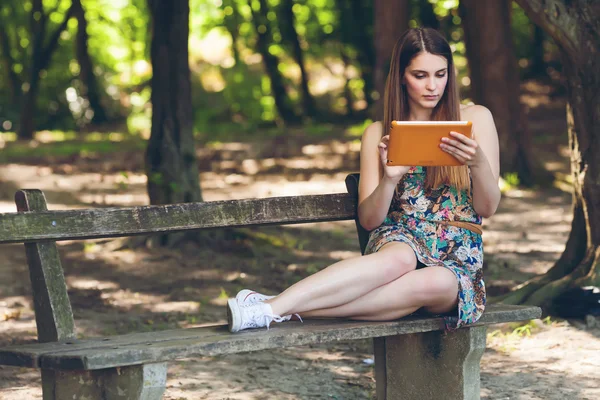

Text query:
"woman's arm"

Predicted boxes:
[[440, 105, 501, 218], [357, 122, 410, 231]]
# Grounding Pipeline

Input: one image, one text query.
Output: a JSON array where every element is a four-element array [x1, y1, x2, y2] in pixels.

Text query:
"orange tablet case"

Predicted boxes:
[[386, 121, 473, 167]]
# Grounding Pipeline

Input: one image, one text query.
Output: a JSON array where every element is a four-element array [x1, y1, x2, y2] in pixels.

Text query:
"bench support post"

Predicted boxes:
[[43, 363, 168, 400], [374, 326, 487, 400]]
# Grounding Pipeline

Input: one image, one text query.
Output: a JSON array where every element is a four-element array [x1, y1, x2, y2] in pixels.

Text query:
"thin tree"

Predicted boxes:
[[72, 0, 109, 125], [418, 0, 440, 30], [498, 0, 600, 308], [0, 3, 22, 105], [248, 0, 298, 124], [336, 0, 377, 113], [146, 0, 202, 213], [526, 24, 547, 79], [222, 0, 242, 66], [16, 0, 74, 140], [277, 0, 316, 118]]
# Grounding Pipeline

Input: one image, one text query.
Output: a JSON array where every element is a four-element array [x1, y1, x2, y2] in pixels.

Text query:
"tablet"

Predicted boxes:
[[386, 121, 473, 167]]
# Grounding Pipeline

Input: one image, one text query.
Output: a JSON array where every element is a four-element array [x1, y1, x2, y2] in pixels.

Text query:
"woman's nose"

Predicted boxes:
[[426, 78, 437, 91]]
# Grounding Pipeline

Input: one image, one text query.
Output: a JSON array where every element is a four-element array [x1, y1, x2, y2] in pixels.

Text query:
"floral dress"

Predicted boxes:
[[364, 166, 485, 329]]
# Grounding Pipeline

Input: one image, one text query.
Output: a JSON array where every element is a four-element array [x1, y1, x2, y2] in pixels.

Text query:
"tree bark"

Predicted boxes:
[[340, 46, 355, 117], [146, 0, 202, 212], [248, 0, 298, 124], [278, 0, 316, 118], [18, 0, 74, 140], [498, 0, 600, 308], [222, 0, 242, 66], [373, 0, 410, 121], [418, 0, 440, 30], [459, 0, 545, 187], [72, 0, 109, 125], [527, 24, 547, 78], [334, 0, 376, 115], [0, 10, 22, 104]]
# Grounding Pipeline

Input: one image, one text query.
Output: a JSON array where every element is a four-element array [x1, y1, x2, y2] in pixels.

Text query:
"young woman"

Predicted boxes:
[[227, 27, 500, 332]]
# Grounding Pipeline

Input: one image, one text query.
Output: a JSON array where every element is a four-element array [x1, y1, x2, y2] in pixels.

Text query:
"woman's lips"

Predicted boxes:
[[423, 95, 438, 100]]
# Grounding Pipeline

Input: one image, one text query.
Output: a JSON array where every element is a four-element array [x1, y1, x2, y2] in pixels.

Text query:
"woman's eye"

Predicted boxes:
[[436, 74, 447, 78], [415, 75, 425, 79]]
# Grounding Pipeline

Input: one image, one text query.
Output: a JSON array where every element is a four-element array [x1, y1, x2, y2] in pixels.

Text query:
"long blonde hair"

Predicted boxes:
[[383, 27, 470, 191]]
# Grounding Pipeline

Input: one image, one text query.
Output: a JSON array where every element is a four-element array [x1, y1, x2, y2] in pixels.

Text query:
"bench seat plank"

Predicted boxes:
[[0, 193, 357, 244], [0, 304, 540, 371]]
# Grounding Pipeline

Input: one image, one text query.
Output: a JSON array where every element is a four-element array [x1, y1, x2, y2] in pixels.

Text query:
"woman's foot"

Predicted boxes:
[[235, 289, 275, 305], [227, 299, 286, 333], [234, 289, 302, 323]]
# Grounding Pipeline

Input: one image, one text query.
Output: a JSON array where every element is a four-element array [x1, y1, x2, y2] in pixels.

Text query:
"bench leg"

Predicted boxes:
[[374, 326, 487, 400], [42, 362, 168, 400]]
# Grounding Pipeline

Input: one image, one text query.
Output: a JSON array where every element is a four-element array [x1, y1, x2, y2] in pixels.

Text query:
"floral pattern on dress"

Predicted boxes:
[[364, 166, 485, 329]]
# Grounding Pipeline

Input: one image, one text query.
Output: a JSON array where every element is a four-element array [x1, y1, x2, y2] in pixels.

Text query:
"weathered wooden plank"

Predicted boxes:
[[15, 190, 75, 343], [0, 305, 541, 370], [0, 193, 357, 244]]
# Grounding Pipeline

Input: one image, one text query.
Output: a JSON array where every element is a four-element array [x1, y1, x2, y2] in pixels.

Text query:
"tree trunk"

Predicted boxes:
[[418, 0, 440, 30], [0, 12, 22, 104], [527, 24, 547, 79], [347, 0, 376, 112], [146, 0, 202, 211], [222, 0, 242, 66], [18, 0, 74, 140], [373, 0, 410, 121], [460, 0, 546, 187], [73, 0, 109, 125], [497, 0, 600, 308], [248, 0, 298, 124], [278, 0, 316, 119]]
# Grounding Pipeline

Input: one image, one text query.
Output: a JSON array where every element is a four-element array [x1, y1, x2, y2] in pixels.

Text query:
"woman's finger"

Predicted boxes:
[[441, 137, 476, 157], [449, 131, 477, 147], [441, 143, 472, 164]]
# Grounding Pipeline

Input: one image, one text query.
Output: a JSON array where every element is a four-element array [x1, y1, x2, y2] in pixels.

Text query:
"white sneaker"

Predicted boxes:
[[234, 289, 302, 323], [227, 299, 285, 333], [235, 289, 275, 306]]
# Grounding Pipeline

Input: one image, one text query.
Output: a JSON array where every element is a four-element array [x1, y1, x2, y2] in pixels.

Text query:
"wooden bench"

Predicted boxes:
[[0, 174, 541, 400]]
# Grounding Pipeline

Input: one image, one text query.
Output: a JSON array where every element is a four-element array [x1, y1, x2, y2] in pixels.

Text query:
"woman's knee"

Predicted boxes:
[[378, 243, 417, 280]]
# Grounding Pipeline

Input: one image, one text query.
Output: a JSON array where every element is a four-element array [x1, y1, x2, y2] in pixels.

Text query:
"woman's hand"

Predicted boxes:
[[379, 135, 410, 182], [440, 131, 486, 167]]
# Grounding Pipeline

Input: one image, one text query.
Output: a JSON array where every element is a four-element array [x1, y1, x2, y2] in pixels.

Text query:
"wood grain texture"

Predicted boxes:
[[0, 193, 357, 243], [14, 190, 75, 343], [0, 304, 541, 370]]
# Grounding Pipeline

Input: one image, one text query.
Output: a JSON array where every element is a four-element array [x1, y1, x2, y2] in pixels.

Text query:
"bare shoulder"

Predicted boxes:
[[361, 121, 384, 144], [460, 104, 494, 123], [460, 104, 496, 139]]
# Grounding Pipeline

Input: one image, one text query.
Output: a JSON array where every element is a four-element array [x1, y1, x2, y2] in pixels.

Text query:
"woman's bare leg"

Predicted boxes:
[[266, 242, 417, 317], [292, 266, 459, 321]]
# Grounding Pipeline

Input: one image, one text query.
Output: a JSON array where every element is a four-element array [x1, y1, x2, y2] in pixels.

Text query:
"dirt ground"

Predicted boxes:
[[1, 83, 599, 399]]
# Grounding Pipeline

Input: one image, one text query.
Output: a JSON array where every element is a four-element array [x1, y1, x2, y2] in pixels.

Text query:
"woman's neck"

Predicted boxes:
[[407, 104, 434, 121]]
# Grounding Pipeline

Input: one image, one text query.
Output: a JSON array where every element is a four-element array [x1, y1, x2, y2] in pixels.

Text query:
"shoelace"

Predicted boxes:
[[241, 303, 302, 330], [263, 312, 286, 330], [292, 313, 303, 323], [240, 303, 284, 330], [246, 294, 304, 324]]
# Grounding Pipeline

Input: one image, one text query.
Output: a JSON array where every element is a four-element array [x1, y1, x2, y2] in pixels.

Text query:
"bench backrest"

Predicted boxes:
[[0, 173, 368, 344]]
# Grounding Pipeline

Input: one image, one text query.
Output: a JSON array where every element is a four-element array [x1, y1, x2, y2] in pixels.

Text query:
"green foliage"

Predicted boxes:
[[500, 172, 521, 192], [489, 317, 551, 341], [0, 0, 561, 138]]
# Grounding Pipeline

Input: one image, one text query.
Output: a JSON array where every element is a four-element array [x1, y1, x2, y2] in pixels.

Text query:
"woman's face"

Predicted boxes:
[[402, 52, 449, 112]]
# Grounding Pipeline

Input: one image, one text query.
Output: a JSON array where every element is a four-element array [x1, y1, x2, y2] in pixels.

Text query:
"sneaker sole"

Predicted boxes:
[[227, 298, 241, 333]]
